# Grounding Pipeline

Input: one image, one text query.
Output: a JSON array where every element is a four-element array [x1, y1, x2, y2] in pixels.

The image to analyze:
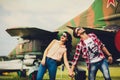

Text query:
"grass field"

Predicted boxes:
[[0, 65, 120, 80]]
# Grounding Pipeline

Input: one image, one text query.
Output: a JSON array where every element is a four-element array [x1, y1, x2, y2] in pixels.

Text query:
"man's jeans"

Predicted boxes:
[[37, 57, 57, 80], [88, 59, 111, 80]]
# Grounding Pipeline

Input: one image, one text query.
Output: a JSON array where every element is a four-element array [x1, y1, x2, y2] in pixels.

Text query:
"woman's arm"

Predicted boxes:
[[63, 52, 73, 76], [41, 39, 56, 65]]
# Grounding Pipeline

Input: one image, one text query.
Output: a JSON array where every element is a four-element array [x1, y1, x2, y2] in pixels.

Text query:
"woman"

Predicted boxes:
[[37, 31, 72, 80]]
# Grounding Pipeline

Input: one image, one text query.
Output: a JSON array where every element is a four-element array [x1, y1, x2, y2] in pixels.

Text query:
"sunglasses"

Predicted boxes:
[[75, 28, 86, 35], [62, 33, 67, 38], [79, 31, 86, 35]]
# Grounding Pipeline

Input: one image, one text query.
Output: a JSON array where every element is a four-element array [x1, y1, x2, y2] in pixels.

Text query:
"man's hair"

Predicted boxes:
[[73, 28, 80, 38]]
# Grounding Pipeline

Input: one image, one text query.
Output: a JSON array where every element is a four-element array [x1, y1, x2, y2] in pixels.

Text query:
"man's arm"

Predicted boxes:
[[69, 44, 81, 77], [102, 46, 113, 64]]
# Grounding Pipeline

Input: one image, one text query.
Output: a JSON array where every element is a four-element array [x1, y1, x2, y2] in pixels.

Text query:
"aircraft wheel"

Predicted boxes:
[[0, 72, 2, 75], [29, 71, 38, 80], [17, 70, 26, 77]]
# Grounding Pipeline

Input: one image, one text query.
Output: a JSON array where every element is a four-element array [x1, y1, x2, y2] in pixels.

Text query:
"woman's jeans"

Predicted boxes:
[[37, 57, 57, 80], [88, 59, 111, 80]]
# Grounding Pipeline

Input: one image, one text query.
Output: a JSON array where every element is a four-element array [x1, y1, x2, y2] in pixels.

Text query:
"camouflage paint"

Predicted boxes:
[[92, 0, 106, 27]]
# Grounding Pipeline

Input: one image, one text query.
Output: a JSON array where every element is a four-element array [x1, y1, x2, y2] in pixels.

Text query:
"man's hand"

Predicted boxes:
[[108, 56, 113, 64]]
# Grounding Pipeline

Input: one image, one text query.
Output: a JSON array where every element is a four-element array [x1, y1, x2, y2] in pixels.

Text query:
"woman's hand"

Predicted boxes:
[[41, 58, 46, 66]]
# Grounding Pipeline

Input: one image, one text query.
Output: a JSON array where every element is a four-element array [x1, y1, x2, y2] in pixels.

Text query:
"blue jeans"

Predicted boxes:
[[37, 57, 57, 80], [88, 59, 111, 80]]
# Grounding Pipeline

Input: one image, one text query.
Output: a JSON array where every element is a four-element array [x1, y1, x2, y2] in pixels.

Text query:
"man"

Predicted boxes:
[[69, 27, 113, 80]]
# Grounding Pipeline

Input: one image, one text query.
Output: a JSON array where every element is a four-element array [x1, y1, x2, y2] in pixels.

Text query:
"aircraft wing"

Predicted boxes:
[[6, 27, 58, 57], [83, 27, 116, 39], [6, 27, 58, 39]]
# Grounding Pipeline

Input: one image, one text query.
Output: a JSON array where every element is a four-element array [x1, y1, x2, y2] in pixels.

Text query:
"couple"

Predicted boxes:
[[37, 27, 113, 80]]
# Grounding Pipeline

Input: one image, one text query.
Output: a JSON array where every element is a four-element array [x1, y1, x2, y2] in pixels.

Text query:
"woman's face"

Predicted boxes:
[[60, 33, 68, 42]]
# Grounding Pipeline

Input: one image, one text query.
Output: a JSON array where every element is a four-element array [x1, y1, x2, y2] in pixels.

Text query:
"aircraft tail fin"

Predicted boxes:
[[58, 0, 120, 30]]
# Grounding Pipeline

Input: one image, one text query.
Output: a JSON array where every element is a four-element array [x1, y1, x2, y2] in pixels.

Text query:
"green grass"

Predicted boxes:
[[0, 72, 28, 80], [0, 65, 120, 80]]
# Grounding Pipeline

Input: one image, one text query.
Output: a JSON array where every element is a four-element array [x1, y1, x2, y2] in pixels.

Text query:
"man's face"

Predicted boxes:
[[76, 28, 86, 37]]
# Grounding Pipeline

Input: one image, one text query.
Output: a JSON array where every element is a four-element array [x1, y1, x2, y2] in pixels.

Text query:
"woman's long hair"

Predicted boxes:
[[64, 31, 72, 60]]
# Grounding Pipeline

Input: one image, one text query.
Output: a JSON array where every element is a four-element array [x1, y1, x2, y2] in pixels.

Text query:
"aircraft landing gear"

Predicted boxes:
[[29, 71, 38, 80], [17, 70, 26, 77]]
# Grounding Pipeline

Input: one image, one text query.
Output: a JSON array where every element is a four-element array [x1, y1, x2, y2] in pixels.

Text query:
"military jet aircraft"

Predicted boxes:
[[1, 0, 120, 80]]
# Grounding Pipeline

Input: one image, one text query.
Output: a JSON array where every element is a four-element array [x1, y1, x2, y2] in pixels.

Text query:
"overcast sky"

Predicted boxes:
[[0, 0, 94, 56]]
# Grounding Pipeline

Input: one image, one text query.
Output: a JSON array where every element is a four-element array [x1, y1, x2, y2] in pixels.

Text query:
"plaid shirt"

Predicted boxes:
[[72, 33, 105, 67]]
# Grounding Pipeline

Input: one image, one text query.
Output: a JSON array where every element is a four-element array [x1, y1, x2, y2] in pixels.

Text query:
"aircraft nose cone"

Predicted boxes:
[[115, 30, 120, 52]]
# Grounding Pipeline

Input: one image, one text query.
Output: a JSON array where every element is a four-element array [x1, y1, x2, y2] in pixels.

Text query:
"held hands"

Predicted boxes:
[[68, 69, 74, 78]]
